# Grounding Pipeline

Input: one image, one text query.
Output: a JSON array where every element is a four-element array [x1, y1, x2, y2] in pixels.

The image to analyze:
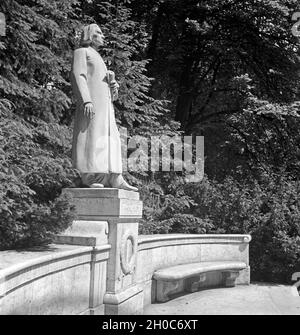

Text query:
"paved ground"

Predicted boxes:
[[144, 283, 300, 315]]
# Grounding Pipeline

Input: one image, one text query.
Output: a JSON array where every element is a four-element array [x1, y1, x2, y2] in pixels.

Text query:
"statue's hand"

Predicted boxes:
[[109, 81, 119, 91], [83, 102, 95, 119], [107, 70, 115, 83], [110, 81, 119, 101], [107, 70, 119, 101]]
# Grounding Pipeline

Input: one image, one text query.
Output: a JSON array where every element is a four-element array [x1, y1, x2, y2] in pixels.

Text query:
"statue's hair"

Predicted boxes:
[[80, 24, 100, 47]]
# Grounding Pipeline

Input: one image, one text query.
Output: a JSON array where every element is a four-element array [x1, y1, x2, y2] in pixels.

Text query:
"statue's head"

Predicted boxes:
[[80, 23, 104, 48]]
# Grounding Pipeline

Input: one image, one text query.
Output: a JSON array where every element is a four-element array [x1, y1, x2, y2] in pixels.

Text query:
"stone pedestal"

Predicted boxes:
[[56, 188, 143, 315]]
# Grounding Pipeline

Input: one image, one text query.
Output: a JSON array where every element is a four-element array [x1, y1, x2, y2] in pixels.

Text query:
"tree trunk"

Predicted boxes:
[[147, 4, 165, 60], [175, 58, 194, 130]]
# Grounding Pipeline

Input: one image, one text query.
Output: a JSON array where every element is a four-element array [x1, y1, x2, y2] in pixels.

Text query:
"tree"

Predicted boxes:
[[0, 0, 81, 122], [0, 0, 180, 249], [130, 0, 300, 133], [0, 0, 81, 249], [78, 0, 180, 137]]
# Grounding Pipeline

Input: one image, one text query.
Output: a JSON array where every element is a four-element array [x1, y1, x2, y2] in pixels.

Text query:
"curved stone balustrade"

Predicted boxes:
[[137, 234, 251, 307], [0, 233, 250, 315], [0, 244, 110, 315], [0, 190, 251, 315]]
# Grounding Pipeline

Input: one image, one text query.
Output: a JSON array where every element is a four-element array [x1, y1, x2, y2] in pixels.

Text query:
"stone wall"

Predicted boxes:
[[137, 234, 251, 307], [0, 233, 250, 315], [0, 244, 110, 315], [0, 189, 251, 315]]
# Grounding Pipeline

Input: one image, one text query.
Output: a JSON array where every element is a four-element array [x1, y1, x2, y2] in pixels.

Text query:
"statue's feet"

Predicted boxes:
[[109, 174, 138, 192], [117, 180, 138, 192], [89, 183, 104, 188]]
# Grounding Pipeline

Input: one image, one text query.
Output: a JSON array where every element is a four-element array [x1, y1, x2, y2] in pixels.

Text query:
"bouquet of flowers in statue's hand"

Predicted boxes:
[[107, 70, 119, 101]]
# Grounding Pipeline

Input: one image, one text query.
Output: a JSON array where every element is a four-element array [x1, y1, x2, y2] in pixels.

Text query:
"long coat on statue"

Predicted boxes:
[[70, 46, 122, 173]]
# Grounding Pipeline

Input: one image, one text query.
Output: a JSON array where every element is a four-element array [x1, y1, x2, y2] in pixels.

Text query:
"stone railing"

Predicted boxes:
[[137, 234, 250, 307], [0, 189, 251, 315], [0, 245, 110, 315]]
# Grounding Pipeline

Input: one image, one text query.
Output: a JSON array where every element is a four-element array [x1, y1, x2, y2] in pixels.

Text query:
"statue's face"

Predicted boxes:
[[91, 26, 105, 48]]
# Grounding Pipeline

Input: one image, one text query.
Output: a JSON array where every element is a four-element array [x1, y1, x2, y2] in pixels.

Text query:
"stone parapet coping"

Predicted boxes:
[[138, 234, 251, 251], [0, 244, 111, 297], [77, 215, 142, 220]]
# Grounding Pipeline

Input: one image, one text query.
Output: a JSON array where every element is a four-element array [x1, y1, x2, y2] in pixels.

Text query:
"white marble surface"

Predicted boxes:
[[0, 244, 110, 315], [144, 283, 300, 315], [0, 244, 88, 271], [63, 188, 140, 200], [62, 188, 143, 219]]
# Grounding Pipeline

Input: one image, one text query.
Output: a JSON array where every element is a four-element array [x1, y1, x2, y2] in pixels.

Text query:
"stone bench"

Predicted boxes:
[[153, 261, 247, 302]]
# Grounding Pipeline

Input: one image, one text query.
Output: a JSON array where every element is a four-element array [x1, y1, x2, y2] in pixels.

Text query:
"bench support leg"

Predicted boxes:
[[185, 274, 206, 292], [156, 280, 180, 302], [222, 271, 240, 287]]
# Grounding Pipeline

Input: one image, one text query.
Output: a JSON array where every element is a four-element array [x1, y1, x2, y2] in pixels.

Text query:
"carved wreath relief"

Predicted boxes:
[[120, 230, 137, 275]]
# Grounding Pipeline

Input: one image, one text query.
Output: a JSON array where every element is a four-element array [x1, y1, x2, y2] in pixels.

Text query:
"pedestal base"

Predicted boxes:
[[58, 188, 143, 315], [104, 285, 144, 315], [54, 220, 108, 246], [62, 188, 142, 220]]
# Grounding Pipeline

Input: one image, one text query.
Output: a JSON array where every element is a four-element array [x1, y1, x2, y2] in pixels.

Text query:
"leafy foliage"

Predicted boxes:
[[0, 102, 77, 249], [185, 175, 300, 283], [140, 174, 300, 283], [0, 0, 299, 284], [0, 0, 180, 249], [130, 0, 300, 129], [227, 99, 300, 177], [80, 0, 180, 136], [0, 0, 80, 122], [0, 0, 79, 249]]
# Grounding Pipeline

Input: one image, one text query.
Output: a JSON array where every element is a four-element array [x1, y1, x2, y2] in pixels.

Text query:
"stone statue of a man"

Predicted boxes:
[[71, 23, 137, 191]]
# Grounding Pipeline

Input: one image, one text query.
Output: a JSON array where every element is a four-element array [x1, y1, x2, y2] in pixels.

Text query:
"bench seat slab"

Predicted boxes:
[[153, 261, 247, 302], [153, 261, 246, 281]]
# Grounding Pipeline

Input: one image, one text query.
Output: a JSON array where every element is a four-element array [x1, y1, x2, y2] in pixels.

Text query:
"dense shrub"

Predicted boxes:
[[0, 0, 177, 249], [0, 105, 77, 250], [0, 0, 299, 286], [139, 174, 199, 234], [139, 173, 300, 283]]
